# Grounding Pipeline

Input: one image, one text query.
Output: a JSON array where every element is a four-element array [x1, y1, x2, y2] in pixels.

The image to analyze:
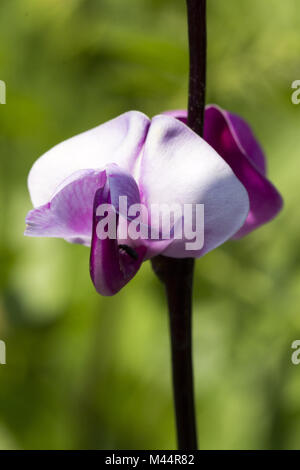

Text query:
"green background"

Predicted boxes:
[[0, 0, 299, 449]]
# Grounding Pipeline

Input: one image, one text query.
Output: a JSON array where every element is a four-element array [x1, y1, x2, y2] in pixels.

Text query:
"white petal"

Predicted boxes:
[[139, 115, 249, 258], [28, 111, 150, 207]]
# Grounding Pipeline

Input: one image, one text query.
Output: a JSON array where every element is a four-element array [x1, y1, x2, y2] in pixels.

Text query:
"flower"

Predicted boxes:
[[166, 105, 283, 238], [25, 110, 266, 296]]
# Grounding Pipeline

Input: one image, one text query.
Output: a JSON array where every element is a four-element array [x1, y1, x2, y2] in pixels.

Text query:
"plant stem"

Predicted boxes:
[[186, 0, 207, 135], [151, 0, 206, 450], [151, 256, 197, 449]]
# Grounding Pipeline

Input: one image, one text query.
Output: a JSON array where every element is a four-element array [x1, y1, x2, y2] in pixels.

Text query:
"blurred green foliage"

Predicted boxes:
[[0, 0, 299, 449]]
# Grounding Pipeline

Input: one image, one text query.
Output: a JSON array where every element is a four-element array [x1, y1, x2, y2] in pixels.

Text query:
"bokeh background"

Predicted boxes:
[[0, 0, 299, 450]]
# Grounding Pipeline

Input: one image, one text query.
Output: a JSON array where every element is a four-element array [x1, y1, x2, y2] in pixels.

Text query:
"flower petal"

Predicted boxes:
[[90, 184, 146, 296], [106, 164, 141, 218], [224, 109, 266, 174], [106, 164, 173, 259], [163, 109, 188, 124], [28, 111, 150, 207], [25, 169, 106, 244], [204, 105, 283, 238], [138, 115, 249, 258]]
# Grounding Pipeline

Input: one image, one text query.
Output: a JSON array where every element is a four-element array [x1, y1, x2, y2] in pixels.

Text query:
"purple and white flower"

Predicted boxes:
[[25, 107, 282, 295]]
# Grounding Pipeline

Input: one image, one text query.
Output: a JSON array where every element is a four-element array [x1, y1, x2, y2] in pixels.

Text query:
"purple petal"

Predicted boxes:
[[89, 183, 146, 296], [225, 110, 266, 174], [25, 169, 106, 244], [138, 114, 249, 258], [204, 105, 283, 238], [28, 111, 150, 207], [106, 164, 141, 218], [163, 109, 187, 125]]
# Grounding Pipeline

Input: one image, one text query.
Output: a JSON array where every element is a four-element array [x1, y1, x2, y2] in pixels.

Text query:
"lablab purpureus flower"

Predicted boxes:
[[25, 108, 281, 296]]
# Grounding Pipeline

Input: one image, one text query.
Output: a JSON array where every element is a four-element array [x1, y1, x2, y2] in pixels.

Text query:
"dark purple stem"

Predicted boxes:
[[151, 0, 206, 450], [187, 0, 207, 135], [151, 256, 197, 450]]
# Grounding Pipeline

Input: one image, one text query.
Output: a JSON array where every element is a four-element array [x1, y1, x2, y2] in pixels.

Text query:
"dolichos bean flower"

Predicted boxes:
[[25, 107, 282, 295]]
